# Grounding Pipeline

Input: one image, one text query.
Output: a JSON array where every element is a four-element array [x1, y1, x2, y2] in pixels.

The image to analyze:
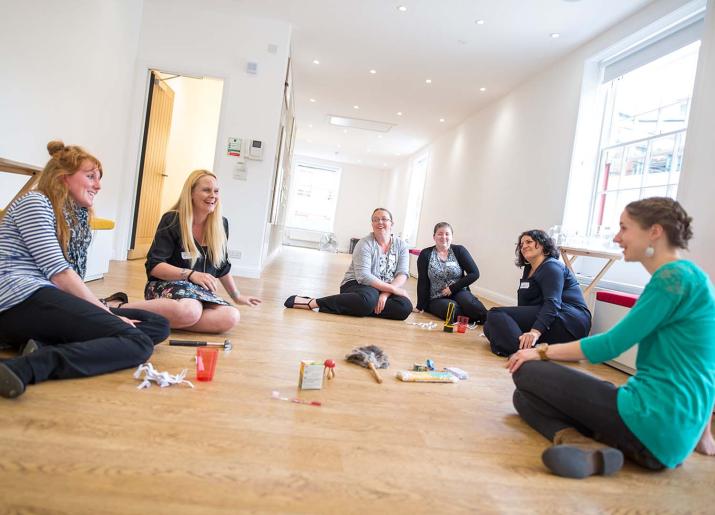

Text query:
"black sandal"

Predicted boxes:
[[100, 291, 129, 308], [284, 295, 315, 309]]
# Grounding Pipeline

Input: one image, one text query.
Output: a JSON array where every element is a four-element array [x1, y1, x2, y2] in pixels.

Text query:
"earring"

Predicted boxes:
[[645, 245, 655, 258]]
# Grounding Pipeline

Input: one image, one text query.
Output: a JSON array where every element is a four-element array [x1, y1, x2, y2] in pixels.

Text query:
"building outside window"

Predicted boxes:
[[590, 40, 700, 237], [285, 163, 341, 233]]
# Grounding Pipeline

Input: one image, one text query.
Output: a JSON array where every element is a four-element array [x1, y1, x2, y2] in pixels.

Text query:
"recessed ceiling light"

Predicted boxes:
[[479, 87, 486, 92], [396, 111, 403, 116], [312, 59, 320, 65], [551, 33, 561, 39], [425, 79, 432, 84], [309, 98, 316, 102], [397, 5, 407, 12], [475, 19, 485, 25], [369, 69, 377, 74], [343, 129, 348, 133], [353, 105, 360, 110], [439, 118, 445, 123], [308, 124, 313, 128], [377, 135, 383, 139]]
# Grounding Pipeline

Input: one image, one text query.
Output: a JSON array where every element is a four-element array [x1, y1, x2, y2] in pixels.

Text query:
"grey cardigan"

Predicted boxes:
[[341, 233, 410, 286]]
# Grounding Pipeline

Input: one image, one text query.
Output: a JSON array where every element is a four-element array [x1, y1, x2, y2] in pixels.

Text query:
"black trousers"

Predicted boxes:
[[484, 306, 580, 356], [0, 287, 170, 385], [316, 280, 413, 320], [426, 290, 487, 324], [512, 360, 665, 470]]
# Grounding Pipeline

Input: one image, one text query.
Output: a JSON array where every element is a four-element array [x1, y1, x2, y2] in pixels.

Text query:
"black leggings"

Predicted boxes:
[[0, 287, 170, 385], [316, 280, 413, 320], [512, 360, 665, 470], [484, 306, 583, 356], [426, 290, 487, 324]]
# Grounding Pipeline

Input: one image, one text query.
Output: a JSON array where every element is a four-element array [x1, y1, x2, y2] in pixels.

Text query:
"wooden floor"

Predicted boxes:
[[1, 246, 713, 514]]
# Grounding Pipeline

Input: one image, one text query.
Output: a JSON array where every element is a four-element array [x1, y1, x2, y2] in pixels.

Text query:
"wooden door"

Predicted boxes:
[[128, 72, 174, 259]]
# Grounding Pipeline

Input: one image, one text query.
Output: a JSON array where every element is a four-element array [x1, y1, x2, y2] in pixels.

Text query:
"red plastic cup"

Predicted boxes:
[[457, 316, 469, 333], [196, 347, 219, 381]]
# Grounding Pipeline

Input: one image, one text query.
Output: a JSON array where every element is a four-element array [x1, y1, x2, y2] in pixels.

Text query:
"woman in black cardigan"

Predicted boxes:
[[415, 222, 488, 324]]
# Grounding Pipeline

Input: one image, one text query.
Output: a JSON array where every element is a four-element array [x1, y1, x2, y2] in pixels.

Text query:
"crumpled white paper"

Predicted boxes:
[[407, 321, 438, 330], [133, 362, 194, 390]]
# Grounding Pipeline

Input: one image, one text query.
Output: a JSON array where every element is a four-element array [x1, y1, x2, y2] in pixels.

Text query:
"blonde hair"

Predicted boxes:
[[171, 169, 227, 268], [37, 140, 102, 256]]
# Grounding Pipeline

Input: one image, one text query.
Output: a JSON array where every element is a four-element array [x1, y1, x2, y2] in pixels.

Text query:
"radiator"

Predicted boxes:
[[592, 292, 638, 375]]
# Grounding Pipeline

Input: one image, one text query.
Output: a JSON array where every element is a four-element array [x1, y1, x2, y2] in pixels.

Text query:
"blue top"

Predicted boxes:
[[0, 192, 73, 313], [518, 257, 591, 337], [582, 260, 715, 468]]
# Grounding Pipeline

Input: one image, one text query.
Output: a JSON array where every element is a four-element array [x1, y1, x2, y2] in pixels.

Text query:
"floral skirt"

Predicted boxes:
[[144, 280, 230, 306]]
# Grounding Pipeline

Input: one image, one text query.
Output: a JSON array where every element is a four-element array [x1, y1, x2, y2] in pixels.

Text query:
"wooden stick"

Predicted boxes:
[[368, 362, 383, 384]]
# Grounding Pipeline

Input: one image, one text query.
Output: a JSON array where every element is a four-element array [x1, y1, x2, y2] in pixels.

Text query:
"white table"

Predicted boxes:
[[559, 245, 622, 299]]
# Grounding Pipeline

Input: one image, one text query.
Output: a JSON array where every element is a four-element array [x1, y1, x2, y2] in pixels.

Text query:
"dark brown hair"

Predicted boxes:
[[625, 197, 692, 249], [371, 208, 393, 221], [515, 229, 559, 267], [433, 222, 453, 235]]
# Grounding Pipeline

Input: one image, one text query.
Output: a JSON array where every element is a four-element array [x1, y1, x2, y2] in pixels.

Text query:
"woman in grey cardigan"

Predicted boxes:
[[284, 208, 413, 320]]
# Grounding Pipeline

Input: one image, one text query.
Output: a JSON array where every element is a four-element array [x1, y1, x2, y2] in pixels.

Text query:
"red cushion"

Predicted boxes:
[[409, 248, 422, 256], [596, 291, 639, 308]]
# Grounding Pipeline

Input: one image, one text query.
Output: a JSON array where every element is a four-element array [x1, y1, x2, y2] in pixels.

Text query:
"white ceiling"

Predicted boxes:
[[236, 0, 655, 169]]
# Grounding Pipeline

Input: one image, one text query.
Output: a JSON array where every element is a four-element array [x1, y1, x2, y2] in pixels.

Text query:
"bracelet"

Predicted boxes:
[[187, 270, 196, 282]]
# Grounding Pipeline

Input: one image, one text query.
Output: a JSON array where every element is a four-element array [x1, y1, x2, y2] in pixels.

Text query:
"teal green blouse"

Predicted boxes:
[[581, 260, 715, 468]]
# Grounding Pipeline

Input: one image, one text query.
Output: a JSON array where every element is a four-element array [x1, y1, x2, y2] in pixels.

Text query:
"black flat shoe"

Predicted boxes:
[[542, 444, 624, 479], [284, 295, 314, 308], [100, 291, 129, 307], [0, 363, 26, 399]]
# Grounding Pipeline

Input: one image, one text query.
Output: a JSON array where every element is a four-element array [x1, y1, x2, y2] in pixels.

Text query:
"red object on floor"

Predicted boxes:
[[596, 290, 639, 308], [409, 248, 422, 256]]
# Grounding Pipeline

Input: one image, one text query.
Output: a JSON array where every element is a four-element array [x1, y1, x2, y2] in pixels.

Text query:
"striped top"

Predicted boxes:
[[0, 192, 72, 313]]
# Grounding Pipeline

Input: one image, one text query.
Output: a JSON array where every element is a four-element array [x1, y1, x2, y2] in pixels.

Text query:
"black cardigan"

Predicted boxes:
[[416, 244, 481, 311], [144, 211, 231, 281]]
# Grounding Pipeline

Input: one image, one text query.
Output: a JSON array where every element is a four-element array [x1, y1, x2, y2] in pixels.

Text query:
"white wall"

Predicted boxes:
[[118, 0, 291, 277], [385, 0, 712, 305], [679, 0, 715, 279], [160, 76, 224, 215], [291, 155, 387, 252], [0, 0, 143, 277]]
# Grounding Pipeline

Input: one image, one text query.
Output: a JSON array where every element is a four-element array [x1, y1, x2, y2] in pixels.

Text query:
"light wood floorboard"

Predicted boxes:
[[1, 246, 713, 513]]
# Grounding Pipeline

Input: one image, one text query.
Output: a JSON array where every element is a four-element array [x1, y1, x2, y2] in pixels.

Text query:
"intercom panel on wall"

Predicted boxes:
[[248, 140, 263, 160]]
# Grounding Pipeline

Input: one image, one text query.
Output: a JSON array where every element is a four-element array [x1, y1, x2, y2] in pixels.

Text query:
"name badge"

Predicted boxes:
[[520, 281, 530, 289], [181, 251, 193, 260]]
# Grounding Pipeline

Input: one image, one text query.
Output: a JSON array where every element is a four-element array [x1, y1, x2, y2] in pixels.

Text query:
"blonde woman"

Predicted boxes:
[[0, 141, 170, 399], [114, 170, 260, 333]]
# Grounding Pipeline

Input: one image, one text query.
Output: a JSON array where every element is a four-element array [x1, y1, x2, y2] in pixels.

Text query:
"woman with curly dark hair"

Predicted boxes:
[[484, 229, 591, 357]]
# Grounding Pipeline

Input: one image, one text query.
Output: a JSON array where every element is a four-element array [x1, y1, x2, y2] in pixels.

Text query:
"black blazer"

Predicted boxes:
[[416, 244, 480, 311]]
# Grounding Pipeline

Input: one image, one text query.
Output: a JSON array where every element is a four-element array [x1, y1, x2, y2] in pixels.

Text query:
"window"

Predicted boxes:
[[285, 163, 341, 232], [402, 153, 428, 245], [586, 17, 702, 236]]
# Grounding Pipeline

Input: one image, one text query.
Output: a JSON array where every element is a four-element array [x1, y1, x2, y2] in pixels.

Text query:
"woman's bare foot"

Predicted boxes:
[[695, 416, 715, 456]]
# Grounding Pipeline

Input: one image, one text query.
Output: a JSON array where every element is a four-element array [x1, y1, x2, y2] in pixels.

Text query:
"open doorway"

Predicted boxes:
[[128, 69, 224, 259]]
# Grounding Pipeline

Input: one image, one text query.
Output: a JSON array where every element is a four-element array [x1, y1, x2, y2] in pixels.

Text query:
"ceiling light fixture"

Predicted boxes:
[[369, 69, 377, 74], [397, 5, 407, 12], [425, 79, 432, 84], [312, 59, 320, 65], [396, 111, 403, 116], [328, 115, 395, 133], [308, 124, 313, 128], [309, 98, 316, 102], [353, 105, 360, 109], [479, 87, 486, 92], [551, 33, 561, 39], [475, 19, 485, 25], [439, 118, 445, 123], [343, 129, 348, 133]]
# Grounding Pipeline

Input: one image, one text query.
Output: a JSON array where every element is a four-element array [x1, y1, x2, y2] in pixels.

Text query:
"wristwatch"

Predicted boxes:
[[535, 343, 549, 361]]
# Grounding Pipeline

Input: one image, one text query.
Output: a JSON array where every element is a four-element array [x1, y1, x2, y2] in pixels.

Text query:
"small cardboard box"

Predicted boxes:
[[298, 360, 324, 390]]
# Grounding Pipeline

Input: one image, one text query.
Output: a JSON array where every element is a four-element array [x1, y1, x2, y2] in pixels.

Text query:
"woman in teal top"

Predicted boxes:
[[506, 197, 715, 478]]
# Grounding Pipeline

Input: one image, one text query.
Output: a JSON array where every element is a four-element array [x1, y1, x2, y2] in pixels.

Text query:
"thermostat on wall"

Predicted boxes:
[[248, 140, 263, 160]]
